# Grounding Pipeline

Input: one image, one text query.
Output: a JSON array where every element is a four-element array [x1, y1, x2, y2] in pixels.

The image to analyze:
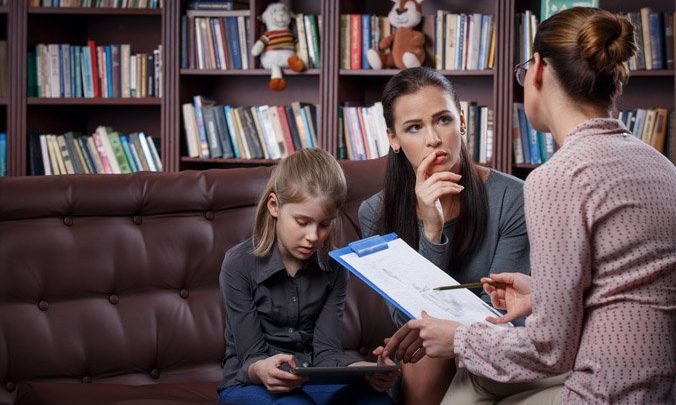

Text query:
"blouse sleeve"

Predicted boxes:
[[453, 166, 590, 382]]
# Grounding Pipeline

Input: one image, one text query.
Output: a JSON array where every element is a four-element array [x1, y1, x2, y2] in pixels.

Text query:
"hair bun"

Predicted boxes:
[[577, 13, 636, 74]]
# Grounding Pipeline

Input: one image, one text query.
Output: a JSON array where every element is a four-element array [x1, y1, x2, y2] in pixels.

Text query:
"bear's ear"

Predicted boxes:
[[390, 0, 397, 3]]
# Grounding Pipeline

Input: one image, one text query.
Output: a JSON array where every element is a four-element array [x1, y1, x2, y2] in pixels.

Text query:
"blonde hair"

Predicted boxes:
[[533, 7, 636, 108], [252, 148, 347, 257]]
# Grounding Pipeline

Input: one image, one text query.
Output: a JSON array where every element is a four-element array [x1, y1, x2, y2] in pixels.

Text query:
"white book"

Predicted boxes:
[[212, 19, 227, 70], [237, 16, 249, 70], [295, 14, 310, 67], [86, 136, 104, 173], [121, 44, 131, 97], [130, 54, 137, 97], [138, 132, 157, 171], [256, 105, 281, 159], [48, 44, 60, 98], [39, 134, 52, 175], [145, 135, 162, 171], [181, 103, 200, 157]]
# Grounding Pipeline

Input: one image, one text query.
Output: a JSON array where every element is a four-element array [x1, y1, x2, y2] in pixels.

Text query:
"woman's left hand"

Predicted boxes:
[[383, 311, 461, 361]]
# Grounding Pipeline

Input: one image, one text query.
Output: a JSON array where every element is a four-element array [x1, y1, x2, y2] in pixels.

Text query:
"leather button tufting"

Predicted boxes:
[[109, 294, 119, 305], [132, 215, 142, 225], [38, 300, 49, 311], [179, 289, 189, 299], [81, 376, 92, 384], [204, 211, 215, 220], [150, 369, 160, 379], [5, 381, 15, 392], [63, 216, 73, 226], [359, 347, 369, 356]]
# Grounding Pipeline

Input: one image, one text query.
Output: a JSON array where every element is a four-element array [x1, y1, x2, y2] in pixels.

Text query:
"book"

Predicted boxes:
[[540, 0, 599, 21]]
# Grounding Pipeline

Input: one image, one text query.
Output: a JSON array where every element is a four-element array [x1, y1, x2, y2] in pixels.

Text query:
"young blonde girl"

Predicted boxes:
[[217, 148, 398, 405]]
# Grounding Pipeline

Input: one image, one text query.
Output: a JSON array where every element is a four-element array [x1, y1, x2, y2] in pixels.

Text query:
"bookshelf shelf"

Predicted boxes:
[[629, 69, 675, 77], [181, 157, 277, 166], [180, 69, 321, 76], [27, 98, 162, 106], [28, 7, 162, 16], [339, 69, 495, 77]]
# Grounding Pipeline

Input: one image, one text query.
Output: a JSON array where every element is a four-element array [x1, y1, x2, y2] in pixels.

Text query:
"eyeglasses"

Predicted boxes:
[[514, 57, 534, 87]]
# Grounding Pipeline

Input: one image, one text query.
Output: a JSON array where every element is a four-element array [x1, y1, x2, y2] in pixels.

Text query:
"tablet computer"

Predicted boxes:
[[288, 365, 400, 385]]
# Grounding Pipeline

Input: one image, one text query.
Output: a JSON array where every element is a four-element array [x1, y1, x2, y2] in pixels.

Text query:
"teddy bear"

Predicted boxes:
[[366, 0, 426, 70], [251, 2, 305, 91]]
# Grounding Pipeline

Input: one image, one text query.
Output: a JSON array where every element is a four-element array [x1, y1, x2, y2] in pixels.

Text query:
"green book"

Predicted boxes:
[[540, 0, 599, 21], [107, 131, 133, 174]]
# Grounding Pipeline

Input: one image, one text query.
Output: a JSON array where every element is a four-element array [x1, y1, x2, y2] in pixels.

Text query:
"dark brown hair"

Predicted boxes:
[[533, 7, 637, 108], [379, 67, 488, 268]]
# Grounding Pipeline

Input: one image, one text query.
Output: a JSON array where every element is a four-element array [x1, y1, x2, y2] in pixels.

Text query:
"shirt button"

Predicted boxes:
[[288, 328, 294, 333], [291, 296, 297, 302]]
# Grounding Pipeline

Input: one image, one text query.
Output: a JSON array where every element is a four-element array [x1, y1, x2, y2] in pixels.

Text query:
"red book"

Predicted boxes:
[[276, 105, 296, 154], [349, 14, 362, 69], [87, 40, 99, 98]]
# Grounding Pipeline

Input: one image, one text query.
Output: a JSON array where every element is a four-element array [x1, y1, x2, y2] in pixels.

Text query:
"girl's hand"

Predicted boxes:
[[383, 311, 460, 361], [415, 152, 463, 243], [249, 354, 307, 393], [482, 273, 533, 324], [361, 348, 401, 392]]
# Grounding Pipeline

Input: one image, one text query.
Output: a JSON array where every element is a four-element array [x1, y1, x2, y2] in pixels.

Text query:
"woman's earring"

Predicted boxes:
[[392, 146, 401, 154]]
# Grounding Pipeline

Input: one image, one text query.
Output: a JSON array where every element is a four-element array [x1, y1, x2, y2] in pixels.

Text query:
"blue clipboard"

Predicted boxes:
[[329, 233, 416, 320]]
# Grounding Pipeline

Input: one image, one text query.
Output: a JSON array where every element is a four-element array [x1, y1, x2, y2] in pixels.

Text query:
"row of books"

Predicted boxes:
[[512, 103, 556, 165], [27, 42, 162, 99], [434, 12, 495, 71], [29, 0, 162, 7], [626, 9, 674, 71], [337, 101, 494, 164], [182, 10, 250, 70], [339, 15, 394, 70], [0, 133, 6, 177], [28, 127, 162, 176], [618, 108, 672, 153], [182, 96, 318, 160], [517, 9, 674, 71], [460, 102, 494, 165]]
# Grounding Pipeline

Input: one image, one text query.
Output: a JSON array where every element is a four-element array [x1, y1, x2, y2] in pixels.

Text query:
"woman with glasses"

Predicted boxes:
[[383, 7, 676, 404], [358, 66, 531, 404]]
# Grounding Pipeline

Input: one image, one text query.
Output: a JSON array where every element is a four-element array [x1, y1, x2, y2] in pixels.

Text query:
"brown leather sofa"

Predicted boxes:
[[0, 158, 396, 405]]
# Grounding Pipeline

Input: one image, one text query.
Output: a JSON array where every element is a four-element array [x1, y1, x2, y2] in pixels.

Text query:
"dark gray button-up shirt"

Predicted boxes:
[[218, 238, 358, 390]]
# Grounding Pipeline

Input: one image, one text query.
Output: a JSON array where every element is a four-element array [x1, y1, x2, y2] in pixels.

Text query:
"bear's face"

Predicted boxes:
[[262, 2, 291, 31], [388, 0, 423, 28]]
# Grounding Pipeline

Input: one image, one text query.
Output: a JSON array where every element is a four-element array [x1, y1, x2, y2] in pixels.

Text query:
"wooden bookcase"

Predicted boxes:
[[508, 0, 675, 178], [2, 0, 673, 176]]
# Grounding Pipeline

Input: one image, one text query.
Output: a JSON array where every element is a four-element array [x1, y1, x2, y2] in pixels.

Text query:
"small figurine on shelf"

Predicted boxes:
[[366, 0, 426, 70], [252, 2, 306, 91]]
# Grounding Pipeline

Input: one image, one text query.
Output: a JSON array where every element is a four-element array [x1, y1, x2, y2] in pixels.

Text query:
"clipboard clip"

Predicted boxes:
[[348, 234, 390, 257]]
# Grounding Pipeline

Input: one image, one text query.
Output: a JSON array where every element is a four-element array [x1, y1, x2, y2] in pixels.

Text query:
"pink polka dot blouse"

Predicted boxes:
[[454, 118, 676, 404]]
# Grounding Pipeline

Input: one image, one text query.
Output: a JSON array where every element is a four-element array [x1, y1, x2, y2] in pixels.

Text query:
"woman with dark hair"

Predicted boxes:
[[358, 67, 531, 404], [384, 7, 676, 404]]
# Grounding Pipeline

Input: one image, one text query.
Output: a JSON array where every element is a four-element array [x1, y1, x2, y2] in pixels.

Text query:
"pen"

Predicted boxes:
[[433, 280, 499, 291]]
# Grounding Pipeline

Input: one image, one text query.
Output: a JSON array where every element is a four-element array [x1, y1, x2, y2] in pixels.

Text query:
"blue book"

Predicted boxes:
[[648, 11, 665, 70], [73, 46, 82, 98], [0, 133, 6, 176], [193, 95, 211, 158], [181, 15, 188, 69], [222, 105, 241, 158], [361, 14, 371, 70], [515, 104, 531, 164], [225, 16, 242, 70], [120, 135, 139, 172], [58, 45, 65, 98], [105, 46, 113, 98]]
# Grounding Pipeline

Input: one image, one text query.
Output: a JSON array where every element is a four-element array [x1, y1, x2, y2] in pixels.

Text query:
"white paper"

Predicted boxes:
[[339, 238, 510, 329]]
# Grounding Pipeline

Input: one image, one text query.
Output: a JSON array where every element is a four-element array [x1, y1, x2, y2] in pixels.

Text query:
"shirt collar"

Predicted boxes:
[[254, 243, 334, 284], [565, 118, 630, 145]]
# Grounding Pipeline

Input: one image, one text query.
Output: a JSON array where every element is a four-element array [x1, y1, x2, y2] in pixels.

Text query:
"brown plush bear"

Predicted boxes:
[[366, 0, 426, 69]]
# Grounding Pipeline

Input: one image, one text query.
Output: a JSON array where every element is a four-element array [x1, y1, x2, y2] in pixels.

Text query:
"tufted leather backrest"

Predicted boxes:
[[0, 158, 395, 404]]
